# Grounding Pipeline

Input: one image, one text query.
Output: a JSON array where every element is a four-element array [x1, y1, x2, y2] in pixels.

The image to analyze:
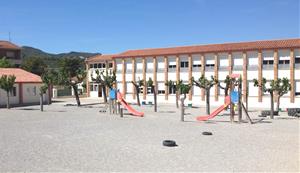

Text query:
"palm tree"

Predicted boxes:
[[0, 75, 16, 109]]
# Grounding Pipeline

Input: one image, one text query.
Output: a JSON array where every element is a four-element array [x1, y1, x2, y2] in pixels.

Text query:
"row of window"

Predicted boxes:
[[263, 59, 295, 65], [89, 63, 113, 69], [6, 86, 38, 97]]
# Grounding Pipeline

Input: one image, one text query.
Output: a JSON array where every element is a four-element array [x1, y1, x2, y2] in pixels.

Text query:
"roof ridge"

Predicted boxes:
[[121, 38, 300, 53]]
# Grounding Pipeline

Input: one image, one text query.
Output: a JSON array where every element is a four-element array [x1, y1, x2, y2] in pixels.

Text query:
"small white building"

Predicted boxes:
[[0, 68, 49, 107]]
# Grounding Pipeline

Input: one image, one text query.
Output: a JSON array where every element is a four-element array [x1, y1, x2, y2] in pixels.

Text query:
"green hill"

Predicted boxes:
[[21, 46, 100, 68]]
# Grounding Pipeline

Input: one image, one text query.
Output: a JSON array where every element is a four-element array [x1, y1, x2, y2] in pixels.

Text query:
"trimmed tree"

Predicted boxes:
[[253, 78, 276, 119], [147, 77, 157, 112], [192, 75, 218, 114], [178, 83, 192, 121], [274, 77, 291, 112], [39, 84, 48, 112], [131, 78, 144, 106], [91, 69, 107, 103], [165, 80, 183, 108], [91, 69, 116, 103], [0, 75, 16, 109], [102, 70, 117, 92], [218, 75, 231, 97]]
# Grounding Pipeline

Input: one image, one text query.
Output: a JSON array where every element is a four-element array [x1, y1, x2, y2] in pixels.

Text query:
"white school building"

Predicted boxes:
[[85, 38, 300, 108]]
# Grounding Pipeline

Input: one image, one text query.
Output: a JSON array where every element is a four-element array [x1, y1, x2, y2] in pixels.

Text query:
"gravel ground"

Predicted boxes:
[[0, 98, 299, 172]]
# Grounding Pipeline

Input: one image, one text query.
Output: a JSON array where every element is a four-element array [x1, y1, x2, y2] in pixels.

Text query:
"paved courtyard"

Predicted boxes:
[[0, 98, 299, 172]]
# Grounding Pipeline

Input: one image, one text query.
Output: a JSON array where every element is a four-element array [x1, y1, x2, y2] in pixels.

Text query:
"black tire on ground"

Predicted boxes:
[[162, 140, 177, 147], [202, 131, 213, 135]]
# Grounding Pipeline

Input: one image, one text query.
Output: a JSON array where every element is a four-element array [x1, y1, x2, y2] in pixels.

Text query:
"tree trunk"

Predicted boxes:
[[276, 96, 281, 112], [102, 86, 107, 103], [246, 88, 249, 111], [6, 91, 10, 109], [229, 82, 234, 123], [180, 94, 186, 121], [40, 94, 44, 112], [206, 88, 210, 114], [238, 82, 242, 123], [175, 90, 179, 108], [270, 91, 274, 119], [72, 85, 81, 106], [153, 87, 157, 112], [48, 85, 52, 105], [136, 87, 141, 106]]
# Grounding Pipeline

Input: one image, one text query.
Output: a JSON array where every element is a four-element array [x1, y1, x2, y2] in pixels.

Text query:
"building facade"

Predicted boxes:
[[0, 41, 22, 67], [86, 39, 300, 108], [85, 55, 114, 98], [0, 68, 49, 107]]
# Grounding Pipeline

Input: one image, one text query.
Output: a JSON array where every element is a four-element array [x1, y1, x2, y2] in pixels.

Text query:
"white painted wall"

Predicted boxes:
[[219, 53, 229, 67], [0, 84, 19, 105], [157, 56, 164, 69], [218, 71, 229, 81], [157, 72, 164, 82], [180, 72, 189, 81], [136, 58, 143, 70], [295, 70, 300, 80], [168, 72, 176, 81], [23, 83, 39, 103], [125, 74, 132, 82], [233, 52, 243, 66], [126, 82, 133, 94], [262, 70, 274, 80], [146, 57, 153, 69], [126, 59, 132, 70], [116, 59, 122, 71], [278, 70, 290, 78], [0, 83, 49, 106], [247, 51, 258, 66]]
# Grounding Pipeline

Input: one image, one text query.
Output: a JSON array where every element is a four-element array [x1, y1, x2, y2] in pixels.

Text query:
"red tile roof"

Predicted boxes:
[[0, 68, 42, 83], [115, 38, 300, 58], [0, 41, 21, 50], [86, 54, 115, 63]]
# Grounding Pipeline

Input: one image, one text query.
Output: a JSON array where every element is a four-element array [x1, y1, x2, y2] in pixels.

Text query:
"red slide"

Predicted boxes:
[[196, 96, 231, 121], [117, 92, 144, 117]]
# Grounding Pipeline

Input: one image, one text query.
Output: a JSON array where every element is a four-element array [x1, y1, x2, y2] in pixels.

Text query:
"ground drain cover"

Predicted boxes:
[[202, 131, 213, 135], [162, 140, 177, 147]]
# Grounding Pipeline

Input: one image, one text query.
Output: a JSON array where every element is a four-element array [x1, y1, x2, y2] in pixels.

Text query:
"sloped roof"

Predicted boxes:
[[0, 68, 42, 83], [0, 41, 21, 50], [115, 38, 300, 58], [86, 54, 115, 63]]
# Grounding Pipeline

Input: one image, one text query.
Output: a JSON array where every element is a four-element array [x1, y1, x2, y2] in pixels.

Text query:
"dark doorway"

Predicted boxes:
[[98, 85, 102, 97]]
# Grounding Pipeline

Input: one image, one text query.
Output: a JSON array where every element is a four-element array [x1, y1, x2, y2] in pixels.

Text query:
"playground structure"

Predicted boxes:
[[196, 74, 253, 124], [117, 92, 144, 117]]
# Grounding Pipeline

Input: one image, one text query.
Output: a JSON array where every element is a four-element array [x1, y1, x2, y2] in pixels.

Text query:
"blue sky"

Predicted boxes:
[[0, 0, 299, 54]]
